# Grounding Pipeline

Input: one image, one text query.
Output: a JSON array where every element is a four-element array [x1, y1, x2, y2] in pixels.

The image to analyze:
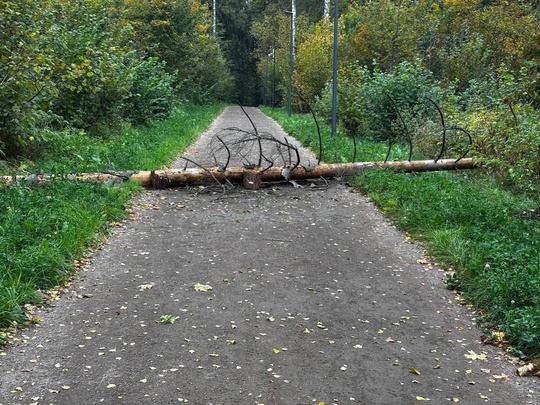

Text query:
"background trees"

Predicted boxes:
[[0, 0, 233, 157]]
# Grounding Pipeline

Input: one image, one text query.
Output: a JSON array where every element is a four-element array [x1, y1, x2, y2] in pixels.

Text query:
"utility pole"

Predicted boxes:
[[285, 10, 294, 116], [272, 47, 276, 110], [331, 0, 339, 136]]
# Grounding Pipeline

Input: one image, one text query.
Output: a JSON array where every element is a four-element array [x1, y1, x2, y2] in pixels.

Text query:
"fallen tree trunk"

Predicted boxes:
[[1, 158, 478, 188]]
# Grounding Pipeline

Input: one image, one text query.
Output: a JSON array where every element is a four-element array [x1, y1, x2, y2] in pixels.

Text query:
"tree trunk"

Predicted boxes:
[[0, 158, 477, 188]]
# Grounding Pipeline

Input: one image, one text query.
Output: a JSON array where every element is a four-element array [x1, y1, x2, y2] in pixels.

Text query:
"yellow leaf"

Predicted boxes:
[[464, 350, 487, 361], [194, 283, 212, 292], [416, 396, 430, 401], [272, 348, 280, 354], [409, 367, 421, 375]]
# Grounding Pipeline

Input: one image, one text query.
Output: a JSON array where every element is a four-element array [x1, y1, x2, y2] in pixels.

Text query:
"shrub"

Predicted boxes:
[[317, 60, 440, 144], [456, 68, 540, 195], [0, 0, 57, 156], [124, 58, 177, 125], [49, 0, 134, 133]]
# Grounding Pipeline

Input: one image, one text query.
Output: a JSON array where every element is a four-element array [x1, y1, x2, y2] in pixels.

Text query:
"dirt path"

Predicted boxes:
[[0, 107, 537, 404]]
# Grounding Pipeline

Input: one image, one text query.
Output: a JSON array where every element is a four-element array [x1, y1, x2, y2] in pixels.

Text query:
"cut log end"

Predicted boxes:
[[243, 168, 263, 190]]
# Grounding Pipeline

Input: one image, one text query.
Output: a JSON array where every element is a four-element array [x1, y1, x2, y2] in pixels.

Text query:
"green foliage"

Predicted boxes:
[[6, 104, 225, 174], [317, 61, 438, 142], [454, 67, 540, 195], [294, 20, 334, 105], [125, 0, 234, 104], [0, 180, 134, 327], [124, 58, 177, 125], [0, 0, 233, 158], [340, 0, 420, 72], [0, 0, 57, 155], [262, 107, 409, 164]]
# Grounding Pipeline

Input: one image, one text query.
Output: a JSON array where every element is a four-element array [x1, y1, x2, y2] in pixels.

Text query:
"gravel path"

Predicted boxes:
[[0, 107, 537, 405]]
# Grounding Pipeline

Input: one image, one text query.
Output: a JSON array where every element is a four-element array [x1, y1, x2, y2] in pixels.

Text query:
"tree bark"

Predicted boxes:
[[0, 158, 477, 188]]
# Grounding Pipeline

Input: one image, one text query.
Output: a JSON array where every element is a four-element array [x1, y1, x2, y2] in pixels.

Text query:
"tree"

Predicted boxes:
[[125, 0, 234, 103], [0, 0, 57, 155], [216, 0, 258, 105]]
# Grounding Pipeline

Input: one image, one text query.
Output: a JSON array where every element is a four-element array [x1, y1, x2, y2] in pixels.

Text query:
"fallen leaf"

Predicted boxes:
[[194, 283, 212, 292], [464, 350, 487, 361], [415, 396, 430, 401], [159, 314, 178, 324], [138, 283, 154, 291], [516, 363, 538, 377], [272, 348, 280, 354], [106, 384, 116, 389], [491, 331, 505, 341], [409, 367, 421, 375]]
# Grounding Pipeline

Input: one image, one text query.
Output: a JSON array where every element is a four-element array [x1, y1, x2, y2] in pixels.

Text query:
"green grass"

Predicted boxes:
[[267, 107, 540, 360], [0, 104, 224, 328], [262, 106, 412, 163], [2, 104, 225, 175]]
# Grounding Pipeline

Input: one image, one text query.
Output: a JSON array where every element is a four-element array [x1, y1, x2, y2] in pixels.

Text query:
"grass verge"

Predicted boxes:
[[0, 104, 224, 330], [266, 107, 540, 360]]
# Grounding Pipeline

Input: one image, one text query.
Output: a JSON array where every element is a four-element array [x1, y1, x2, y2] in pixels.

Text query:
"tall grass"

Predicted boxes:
[[267, 107, 540, 360], [0, 104, 224, 329]]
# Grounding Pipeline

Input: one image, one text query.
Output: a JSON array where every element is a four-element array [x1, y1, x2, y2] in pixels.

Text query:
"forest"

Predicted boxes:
[[1, 0, 539, 360]]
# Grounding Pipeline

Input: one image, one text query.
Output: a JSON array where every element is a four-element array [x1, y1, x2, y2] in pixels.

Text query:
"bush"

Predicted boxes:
[[455, 68, 540, 195], [317, 61, 439, 143], [49, 0, 134, 133], [124, 58, 177, 125], [0, 0, 57, 156]]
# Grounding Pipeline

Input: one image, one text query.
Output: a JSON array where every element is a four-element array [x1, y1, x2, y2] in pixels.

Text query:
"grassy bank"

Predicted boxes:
[[265, 107, 540, 360], [0, 104, 224, 331]]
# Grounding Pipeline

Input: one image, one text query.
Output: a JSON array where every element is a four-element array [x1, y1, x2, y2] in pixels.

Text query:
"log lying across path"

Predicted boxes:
[[1, 158, 477, 189]]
